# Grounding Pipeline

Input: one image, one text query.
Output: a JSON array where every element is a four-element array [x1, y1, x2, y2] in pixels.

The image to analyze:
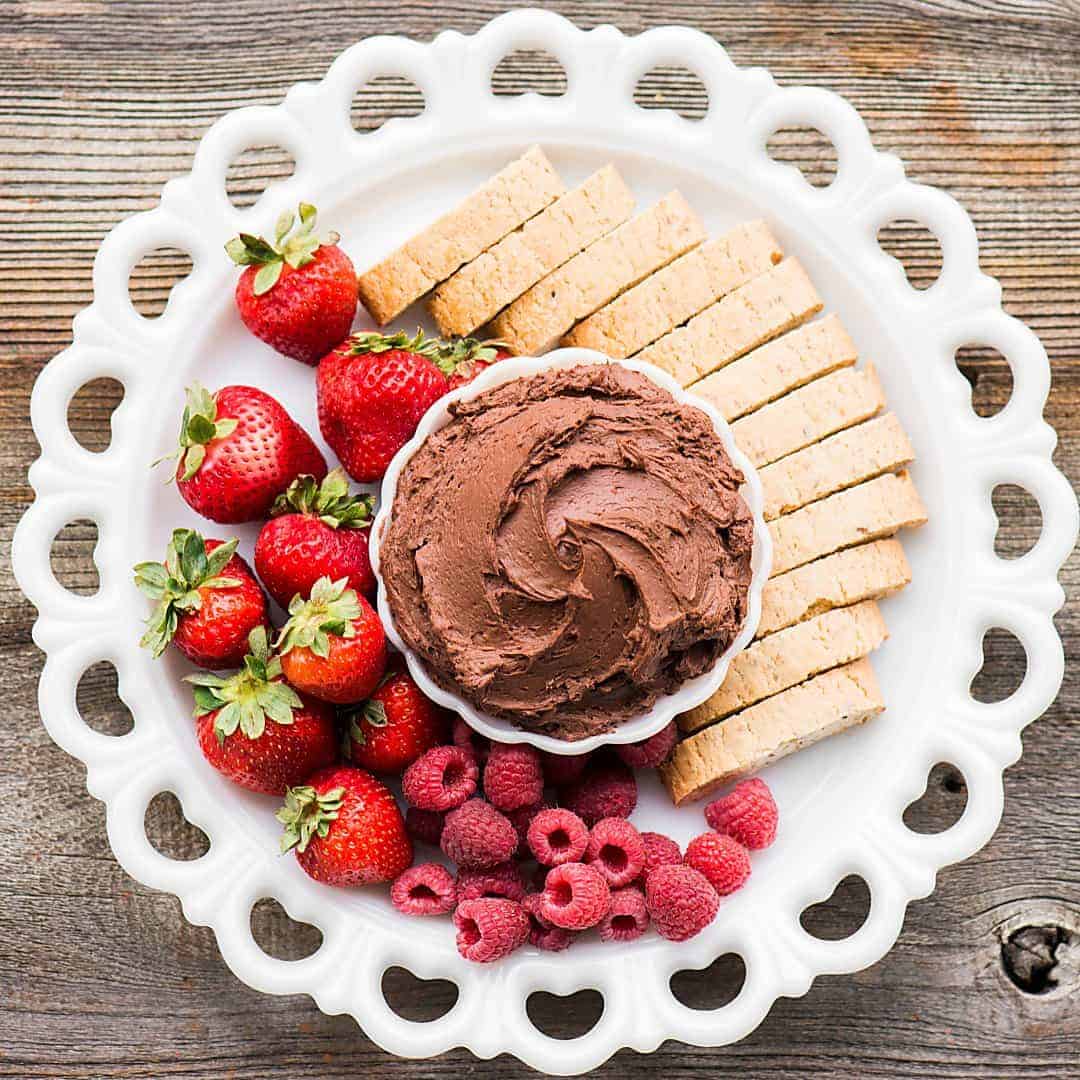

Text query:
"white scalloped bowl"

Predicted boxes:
[[369, 347, 772, 755], [11, 9, 1077, 1076]]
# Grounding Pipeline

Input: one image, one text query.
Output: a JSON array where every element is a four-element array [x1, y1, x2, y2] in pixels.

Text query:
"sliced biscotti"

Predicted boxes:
[[691, 313, 858, 422], [679, 601, 888, 733], [757, 539, 911, 637], [661, 659, 885, 804], [731, 364, 886, 468], [769, 470, 927, 577], [357, 147, 565, 325], [759, 413, 914, 520], [489, 191, 705, 355], [428, 165, 634, 336], [634, 258, 822, 386], [562, 220, 783, 357]]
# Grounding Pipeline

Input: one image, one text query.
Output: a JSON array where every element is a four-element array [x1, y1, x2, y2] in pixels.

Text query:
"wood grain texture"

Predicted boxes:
[[2, 1, 1078, 1076]]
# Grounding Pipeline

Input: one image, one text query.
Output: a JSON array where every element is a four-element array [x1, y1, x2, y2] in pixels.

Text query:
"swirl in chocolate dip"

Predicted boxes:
[[379, 363, 754, 741]]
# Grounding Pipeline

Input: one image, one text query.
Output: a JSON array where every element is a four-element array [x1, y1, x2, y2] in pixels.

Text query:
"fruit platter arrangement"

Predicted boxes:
[[14, 11, 1075, 1074], [133, 191, 778, 960]]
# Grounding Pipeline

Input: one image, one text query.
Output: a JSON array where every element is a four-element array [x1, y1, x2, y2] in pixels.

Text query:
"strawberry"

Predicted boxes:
[[316, 329, 449, 483], [226, 202, 358, 366], [187, 627, 337, 794], [439, 337, 512, 392], [134, 529, 268, 669], [276, 576, 386, 704], [163, 382, 327, 524], [254, 467, 375, 608], [277, 764, 412, 886], [343, 658, 449, 774]]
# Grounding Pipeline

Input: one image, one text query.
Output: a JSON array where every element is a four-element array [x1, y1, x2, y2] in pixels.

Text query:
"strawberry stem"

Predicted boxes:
[[270, 467, 374, 530], [276, 784, 346, 854], [341, 697, 388, 755], [154, 382, 239, 482], [276, 576, 362, 658], [343, 327, 442, 360], [185, 626, 302, 743], [225, 202, 339, 296], [432, 336, 509, 376], [133, 529, 242, 657]]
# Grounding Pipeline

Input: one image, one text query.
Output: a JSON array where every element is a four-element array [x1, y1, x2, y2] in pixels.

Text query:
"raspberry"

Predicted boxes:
[[598, 887, 649, 943], [483, 743, 544, 811], [585, 817, 646, 887], [405, 807, 445, 847], [704, 778, 778, 850], [640, 831, 683, 880], [453, 898, 529, 963], [452, 716, 490, 762], [615, 721, 677, 769], [684, 833, 751, 896], [441, 798, 517, 869], [522, 892, 575, 952], [456, 862, 526, 903], [530, 863, 550, 892], [527, 807, 589, 867], [390, 863, 456, 916], [541, 750, 589, 787], [559, 761, 637, 826], [506, 800, 550, 859], [541, 862, 611, 930], [645, 864, 719, 942], [402, 745, 478, 811]]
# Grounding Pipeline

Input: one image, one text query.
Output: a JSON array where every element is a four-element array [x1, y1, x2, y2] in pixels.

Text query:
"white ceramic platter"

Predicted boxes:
[[12, 10, 1077, 1076]]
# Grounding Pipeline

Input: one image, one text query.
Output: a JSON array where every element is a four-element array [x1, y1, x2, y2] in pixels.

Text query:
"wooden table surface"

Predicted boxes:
[[2, 1, 1078, 1076]]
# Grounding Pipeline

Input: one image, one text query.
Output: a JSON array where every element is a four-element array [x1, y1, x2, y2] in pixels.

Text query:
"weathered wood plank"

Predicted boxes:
[[1, 1, 1077, 1077]]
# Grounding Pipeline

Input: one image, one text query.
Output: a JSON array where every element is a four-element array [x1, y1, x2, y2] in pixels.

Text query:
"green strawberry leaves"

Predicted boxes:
[[343, 327, 442, 360], [276, 576, 361, 659], [431, 336, 509, 376], [341, 697, 388, 755], [225, 202, 340, 296], [270, 467, 374, 530], [133, 529, 242, 657], [154, 382, 239, 482], [185, 627, 302, 744], [277, 784, 346, 854]]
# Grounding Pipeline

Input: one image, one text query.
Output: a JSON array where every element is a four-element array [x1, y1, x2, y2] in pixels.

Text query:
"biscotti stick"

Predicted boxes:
[[635, 258, 822, 386], [489, 191, 706, 355], [731, 364, 886, 468], [429, 165, 635, 335], [692, 313, 857, 422], [679, 601, 888, 732], [357, 146, 565, 325], [661, 659, 884, 804], [563, 220, 782, 357], [769, 470, 927, 577], [757, 539, 911, 637], [759, 413, 914, 520]]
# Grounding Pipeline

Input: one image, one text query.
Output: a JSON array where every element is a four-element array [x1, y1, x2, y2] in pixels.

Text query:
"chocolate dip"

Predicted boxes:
[[379, 363, 754, 741]]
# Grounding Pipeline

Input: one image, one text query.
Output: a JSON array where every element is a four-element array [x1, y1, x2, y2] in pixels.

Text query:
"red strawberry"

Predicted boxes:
[[254, 467, 375, 608], [164, 382, 326, 524], [316, 329, 448, 483], [187, 627, 336, 794], [277, 764, 412, 886], [226, 202, 358, 366], [277, 576, 386, 703], [343, 659, 449, 774], [439, 337, 512, 392], [134, 529, 268, 669]]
